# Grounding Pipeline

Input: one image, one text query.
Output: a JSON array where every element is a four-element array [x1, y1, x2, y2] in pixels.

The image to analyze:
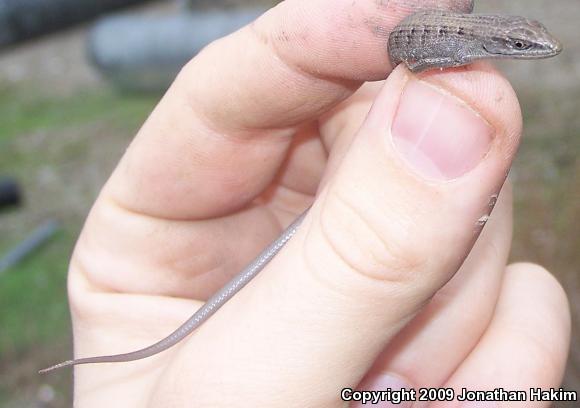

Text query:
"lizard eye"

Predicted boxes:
[[511, 38, 532, 50]]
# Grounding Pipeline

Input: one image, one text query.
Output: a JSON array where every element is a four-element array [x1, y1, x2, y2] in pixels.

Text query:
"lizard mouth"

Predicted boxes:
[[483, 42, 562, 58]]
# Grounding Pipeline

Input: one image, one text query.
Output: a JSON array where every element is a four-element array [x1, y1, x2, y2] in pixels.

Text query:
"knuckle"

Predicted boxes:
[[316, 193, 427, 285]]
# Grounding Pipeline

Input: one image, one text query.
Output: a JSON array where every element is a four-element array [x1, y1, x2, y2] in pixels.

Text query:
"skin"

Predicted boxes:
[[61, 0, 570, 406]]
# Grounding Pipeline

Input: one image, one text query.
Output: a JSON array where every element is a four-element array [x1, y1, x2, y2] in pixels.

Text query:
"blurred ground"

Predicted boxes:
[[0, 0, 578, 406], [478, 0, 580, 399]]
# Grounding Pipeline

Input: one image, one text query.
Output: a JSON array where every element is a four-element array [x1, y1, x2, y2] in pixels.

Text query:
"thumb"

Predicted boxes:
[[163, 64, 522, 406]]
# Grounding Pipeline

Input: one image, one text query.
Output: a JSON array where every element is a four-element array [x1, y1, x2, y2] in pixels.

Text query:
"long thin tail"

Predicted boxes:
[[39, 207, 310, 374]]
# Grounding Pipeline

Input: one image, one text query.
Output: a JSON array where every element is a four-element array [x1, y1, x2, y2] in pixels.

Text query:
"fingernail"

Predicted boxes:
[[392, 80, 493, 181], [352, 374, 413, 407]]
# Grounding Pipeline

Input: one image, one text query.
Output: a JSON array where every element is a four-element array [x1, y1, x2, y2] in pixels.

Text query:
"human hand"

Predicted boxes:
[[66, 0, 570, 406]]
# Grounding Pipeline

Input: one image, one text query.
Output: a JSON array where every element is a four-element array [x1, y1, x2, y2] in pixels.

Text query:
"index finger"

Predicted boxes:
[[105, 0, 474, 219]]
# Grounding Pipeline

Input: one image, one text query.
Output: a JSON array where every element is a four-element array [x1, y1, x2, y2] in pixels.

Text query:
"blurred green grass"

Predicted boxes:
[[0, 84, 156, 406], [0, 83, 155, 144], [0, 229, 70, 357], [0, 229, 71, 406]]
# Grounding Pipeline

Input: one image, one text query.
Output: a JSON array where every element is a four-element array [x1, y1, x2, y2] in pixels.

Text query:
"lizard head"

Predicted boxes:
[[482, 17, 563, 59]]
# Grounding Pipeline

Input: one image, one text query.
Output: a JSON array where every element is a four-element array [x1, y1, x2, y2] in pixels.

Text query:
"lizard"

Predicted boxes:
[[39, 1, 562, 374]]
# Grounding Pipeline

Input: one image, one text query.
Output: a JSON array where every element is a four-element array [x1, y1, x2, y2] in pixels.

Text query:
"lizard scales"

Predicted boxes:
[[389, 10, 562, 72]]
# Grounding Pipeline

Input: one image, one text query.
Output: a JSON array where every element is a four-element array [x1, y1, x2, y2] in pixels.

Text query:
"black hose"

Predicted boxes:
[[0, 0, 152, 48], [0, 177, 21, 210]]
